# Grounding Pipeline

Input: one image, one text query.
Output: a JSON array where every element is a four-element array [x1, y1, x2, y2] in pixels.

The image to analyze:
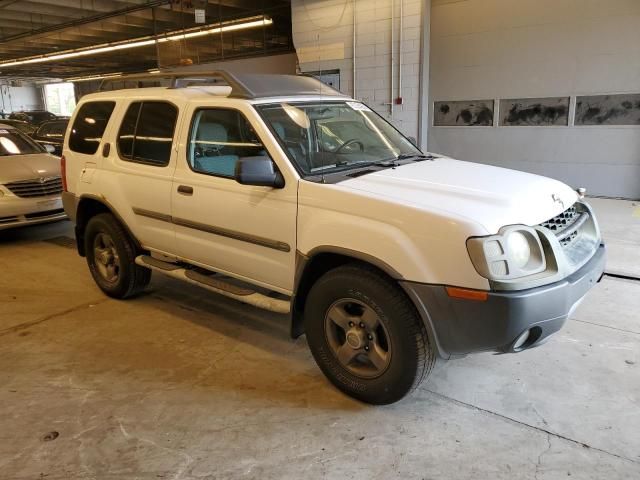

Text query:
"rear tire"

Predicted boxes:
[[85, 213, 151, 299], [304, 263, 435, 404]]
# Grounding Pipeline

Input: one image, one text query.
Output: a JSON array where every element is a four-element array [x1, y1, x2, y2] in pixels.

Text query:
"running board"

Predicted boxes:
[[135, 255, 290, 314]]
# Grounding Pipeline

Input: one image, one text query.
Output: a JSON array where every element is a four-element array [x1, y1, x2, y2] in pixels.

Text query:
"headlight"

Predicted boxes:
[[467, 226, 546, 281], [506, 231, 531, 268]]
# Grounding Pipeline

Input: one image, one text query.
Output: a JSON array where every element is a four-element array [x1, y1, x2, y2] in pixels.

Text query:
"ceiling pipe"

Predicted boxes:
[[398, 0, 403, 106], [352, 0, 357, 99], [417, 0, 431, 150], [390, 0, 394, 117]]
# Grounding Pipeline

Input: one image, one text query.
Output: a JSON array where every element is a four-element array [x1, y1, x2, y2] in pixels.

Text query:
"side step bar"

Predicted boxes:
[[135, 255, 290, 314]]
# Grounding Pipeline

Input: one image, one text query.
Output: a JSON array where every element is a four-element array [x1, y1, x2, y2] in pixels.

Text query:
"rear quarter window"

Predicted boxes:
[[69, 101, 116, 155]]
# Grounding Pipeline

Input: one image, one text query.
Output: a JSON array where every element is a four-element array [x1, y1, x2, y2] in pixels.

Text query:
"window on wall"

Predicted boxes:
[[69, 101, 115, 155], [188, 108, 265, 178], [44, 82, 76, 117], [117, 101, 178, 166]]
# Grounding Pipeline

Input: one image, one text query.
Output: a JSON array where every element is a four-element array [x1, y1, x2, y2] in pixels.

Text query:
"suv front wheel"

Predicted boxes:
[[304, 264, 435, 404], [85, 213, 151, 299]]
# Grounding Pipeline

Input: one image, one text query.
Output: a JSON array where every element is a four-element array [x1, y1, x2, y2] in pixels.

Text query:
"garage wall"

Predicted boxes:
[[428, 0, 640, 199], [0, 84, 44, 113], [291, 0, 426, 139], [171, 52, 298, 75]]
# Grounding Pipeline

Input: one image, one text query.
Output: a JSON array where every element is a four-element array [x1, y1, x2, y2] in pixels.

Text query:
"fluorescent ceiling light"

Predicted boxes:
[[66, 72, 123, 83], [0, 16, 272, 69]]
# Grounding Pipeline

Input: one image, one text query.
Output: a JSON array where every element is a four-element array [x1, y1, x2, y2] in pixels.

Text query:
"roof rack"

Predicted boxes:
[[98, 70, 347, 99]]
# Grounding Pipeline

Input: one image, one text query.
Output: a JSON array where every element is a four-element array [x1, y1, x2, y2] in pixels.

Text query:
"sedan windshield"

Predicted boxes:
[[0, 128, 44, 156], [256, 101, 421, 175]]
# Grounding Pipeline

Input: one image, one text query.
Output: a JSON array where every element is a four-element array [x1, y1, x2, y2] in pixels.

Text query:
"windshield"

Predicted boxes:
[[256, 101, 421, 175], [0, 128, 44, 156]]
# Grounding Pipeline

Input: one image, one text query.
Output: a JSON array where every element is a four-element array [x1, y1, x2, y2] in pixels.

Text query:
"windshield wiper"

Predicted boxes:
[[395, 153, 436, 161]]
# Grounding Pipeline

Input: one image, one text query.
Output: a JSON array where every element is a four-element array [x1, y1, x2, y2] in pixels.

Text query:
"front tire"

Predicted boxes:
[[304, 263, 435, 404], [85, 213, 151, 299]]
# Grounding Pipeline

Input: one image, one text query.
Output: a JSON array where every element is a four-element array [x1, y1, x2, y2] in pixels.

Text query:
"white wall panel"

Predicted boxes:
[[291, 0, 426, 139], [429, 0, 640, 198]]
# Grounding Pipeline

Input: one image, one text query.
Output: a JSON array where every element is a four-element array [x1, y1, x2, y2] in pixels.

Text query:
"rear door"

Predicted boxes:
[[100, 100, 184, 255]]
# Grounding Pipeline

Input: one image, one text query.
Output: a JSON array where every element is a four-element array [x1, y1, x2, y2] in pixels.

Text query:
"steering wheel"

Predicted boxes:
[[334, 138, 364, 154]]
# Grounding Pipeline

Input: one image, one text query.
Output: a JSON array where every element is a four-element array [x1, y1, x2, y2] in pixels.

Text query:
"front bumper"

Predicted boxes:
[[0, 194, 66, 230], [401, 243, 606, 359]]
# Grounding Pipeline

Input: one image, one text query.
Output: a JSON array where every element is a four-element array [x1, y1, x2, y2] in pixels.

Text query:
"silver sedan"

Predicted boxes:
[[0, 124, 66, 230]]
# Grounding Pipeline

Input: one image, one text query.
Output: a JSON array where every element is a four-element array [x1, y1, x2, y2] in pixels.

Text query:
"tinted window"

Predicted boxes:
[[188, 109, 265, 177], [117, 101, 177, 167], [69, 102, 115, 155], [0, 128, 43, 156], [117, 102, 140, 160]]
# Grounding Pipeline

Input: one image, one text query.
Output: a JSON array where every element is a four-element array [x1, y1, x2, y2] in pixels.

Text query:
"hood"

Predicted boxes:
[[339, 157, 578, 234], [0, 153, 61, 184]]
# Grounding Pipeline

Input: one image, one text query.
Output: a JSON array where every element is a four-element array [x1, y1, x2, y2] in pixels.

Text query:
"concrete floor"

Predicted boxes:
[[1, 198, 639, 479]]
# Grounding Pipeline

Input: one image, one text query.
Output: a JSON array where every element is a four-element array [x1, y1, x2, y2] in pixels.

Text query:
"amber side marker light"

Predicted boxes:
[[445, 287, 488, 301]]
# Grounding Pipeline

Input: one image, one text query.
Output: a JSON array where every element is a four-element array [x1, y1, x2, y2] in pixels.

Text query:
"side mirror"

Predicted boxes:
[[43, 144, 56, 154], [235, 156, 285, 189], [407, 136, 418, 147]]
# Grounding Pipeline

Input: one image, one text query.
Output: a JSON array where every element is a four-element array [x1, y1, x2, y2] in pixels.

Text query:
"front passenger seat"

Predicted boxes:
[[194, 122, 239, 177]]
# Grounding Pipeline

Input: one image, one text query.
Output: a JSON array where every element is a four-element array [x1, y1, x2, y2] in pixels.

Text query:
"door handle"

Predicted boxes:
[[177, 185, 193, 195], [102, 142, 110, 157]]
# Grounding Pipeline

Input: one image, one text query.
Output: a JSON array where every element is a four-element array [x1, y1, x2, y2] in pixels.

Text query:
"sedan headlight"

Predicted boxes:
[[467, 226, 546, 280]]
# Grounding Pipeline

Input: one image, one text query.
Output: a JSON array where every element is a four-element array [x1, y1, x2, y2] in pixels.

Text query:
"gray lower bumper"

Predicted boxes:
[[401, 244, 606, 359]]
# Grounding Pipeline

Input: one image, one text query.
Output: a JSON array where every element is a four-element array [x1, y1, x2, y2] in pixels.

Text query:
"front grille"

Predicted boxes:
[[539, 202, 599, 268], [4, 176, 62, 198], [539, 203, 587, 250], [539, 205, 579, 234], [559, 230, 578, 247]]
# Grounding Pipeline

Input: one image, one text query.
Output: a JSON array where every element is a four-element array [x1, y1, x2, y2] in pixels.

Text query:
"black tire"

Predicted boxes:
[[84, 213, 151, 299], [304, 263, 435, 405]]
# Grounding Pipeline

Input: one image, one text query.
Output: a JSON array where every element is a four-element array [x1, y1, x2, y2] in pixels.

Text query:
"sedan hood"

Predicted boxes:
[[339, 157, 578, 234], [0, 153, 61, 183]]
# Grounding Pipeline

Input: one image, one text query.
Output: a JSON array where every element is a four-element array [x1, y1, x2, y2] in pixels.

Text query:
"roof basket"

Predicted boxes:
[[98, 70, 251, 97], [97, 70, 347, 99]]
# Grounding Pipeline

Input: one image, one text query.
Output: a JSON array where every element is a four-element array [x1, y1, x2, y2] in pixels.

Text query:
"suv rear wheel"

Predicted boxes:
[[304, 263, 435, 404], [85, 213, 151, 299]]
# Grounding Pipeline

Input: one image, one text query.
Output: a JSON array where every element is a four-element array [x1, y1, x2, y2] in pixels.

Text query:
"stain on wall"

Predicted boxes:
[[575, 93, 640, 125], [433, 100, 494, 126], [500, 97, 569, 126]]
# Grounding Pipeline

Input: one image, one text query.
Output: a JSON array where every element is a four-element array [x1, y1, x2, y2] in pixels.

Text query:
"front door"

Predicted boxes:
[[170, 103, 297, 293]]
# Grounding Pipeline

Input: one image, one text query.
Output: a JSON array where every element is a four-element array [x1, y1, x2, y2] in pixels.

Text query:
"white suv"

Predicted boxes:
[[62, 72, 605, 404]]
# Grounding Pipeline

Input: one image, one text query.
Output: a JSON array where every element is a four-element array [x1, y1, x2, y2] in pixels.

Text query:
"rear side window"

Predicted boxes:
[[69, 101, 115, 155], [116, 101, 177, 167]]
